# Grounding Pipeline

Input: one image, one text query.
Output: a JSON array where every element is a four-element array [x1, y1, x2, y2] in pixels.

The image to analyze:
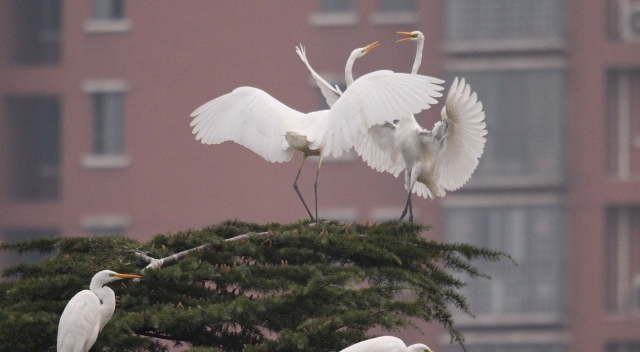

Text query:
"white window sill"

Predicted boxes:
[[81, 154, 131, 169], [81, 79, 130, 93], [308, 12, 359, 26], [369, 11, 417, 25], [81, 214, 130, 229], [84, 19, 132, 34], [454, 313, 566, 328], [445, 38, 566, 54]]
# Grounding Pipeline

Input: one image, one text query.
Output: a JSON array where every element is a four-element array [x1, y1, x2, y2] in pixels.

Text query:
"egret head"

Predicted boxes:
[[92, 270, 142, 286], [396, 31, 425, 43], [352, 41, 380, 59]]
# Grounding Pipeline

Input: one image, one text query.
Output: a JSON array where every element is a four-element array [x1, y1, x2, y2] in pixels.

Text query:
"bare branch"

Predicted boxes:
[[136, 231, 269, 273]]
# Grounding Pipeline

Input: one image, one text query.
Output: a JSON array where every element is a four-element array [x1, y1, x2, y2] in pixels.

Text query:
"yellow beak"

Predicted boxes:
[[396, 31, 415, 43], [116, 273, 142, 279], [363, 41, 380, 52]]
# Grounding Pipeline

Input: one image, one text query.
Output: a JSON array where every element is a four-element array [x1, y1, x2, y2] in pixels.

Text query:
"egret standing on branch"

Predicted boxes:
[[354, 31, 487, 222], [340, 336, 433, 352], [190, 42, 444, 223], [57, 270, 141, 352]]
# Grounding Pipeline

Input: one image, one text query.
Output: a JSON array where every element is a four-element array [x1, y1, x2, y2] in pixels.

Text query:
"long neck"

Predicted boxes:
[[345, 52, 359, 87], [411, 39, 424, 75], [91, 284, 116, 331]]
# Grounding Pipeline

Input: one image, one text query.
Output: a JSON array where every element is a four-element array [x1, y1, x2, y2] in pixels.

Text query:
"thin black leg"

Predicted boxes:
[[314, 161, 321, 225], [408, 194, 413, 222], [399, 191, 412, 221], [293, 157, 315, 222]]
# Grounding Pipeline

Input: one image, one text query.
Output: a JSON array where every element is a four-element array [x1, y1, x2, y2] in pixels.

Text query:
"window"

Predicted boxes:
[[607, 70, 640, 179], [607, 207, 640, 314], [4, 96, 61, 201], [93, 92, 125, 156], [8, 0, 61, 65], [92, 0, 124, 20], [445, 201, 566, 318], [309, 0, 358, 26], [379, 0, 415, 12], [81, 80, 130, 168], [445, 0, 567, 52], [0, 228, 59, 268], [608, 342, 640, 352], [446, 69, 566, 188], [370, 0, 416, 25], [85, 0, 131, 33], [609, 0, 640, 41]]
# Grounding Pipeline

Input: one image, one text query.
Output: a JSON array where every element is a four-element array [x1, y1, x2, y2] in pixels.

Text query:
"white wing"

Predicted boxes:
[[354, 121, 405, 177], [430, 77, 487, 191], [190, 87, 303, 163], [295, 45, 342, 108], [57, 290, 101, 352], [340, 336, 407, 352], [323, 70, 444, 158]]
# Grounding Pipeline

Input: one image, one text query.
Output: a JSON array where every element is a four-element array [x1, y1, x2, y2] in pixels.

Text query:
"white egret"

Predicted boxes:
[[190, 43, 444, 223], [354, 31, 487, 222], [340, 336, 433, 352], [57, 270, 142, 352]]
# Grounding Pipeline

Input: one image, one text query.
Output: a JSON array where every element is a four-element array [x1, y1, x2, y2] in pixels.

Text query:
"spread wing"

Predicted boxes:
[[190, 87, 304, 163], [429, 77, 487, 191], [57, 290, 101, 352], [323, 70, 444, 158], [354, 121, 405, 177], [295, 44, 342, 108]]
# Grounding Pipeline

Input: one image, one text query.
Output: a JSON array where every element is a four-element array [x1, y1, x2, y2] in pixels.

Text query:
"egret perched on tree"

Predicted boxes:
[[190, 42, 444, 223], [57, 270, 141, 352], [353, 31, 487, 222], [340, 336, 433, 352]]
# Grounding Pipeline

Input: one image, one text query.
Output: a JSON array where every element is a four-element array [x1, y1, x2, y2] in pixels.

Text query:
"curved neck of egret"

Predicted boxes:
[[90, 275, 118, 331], [345, 51, 360, 87], [411, 39, 424, 75]]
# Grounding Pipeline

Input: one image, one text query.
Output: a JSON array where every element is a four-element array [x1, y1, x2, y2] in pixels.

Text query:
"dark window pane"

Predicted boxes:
[[5, 96, 61, 201]]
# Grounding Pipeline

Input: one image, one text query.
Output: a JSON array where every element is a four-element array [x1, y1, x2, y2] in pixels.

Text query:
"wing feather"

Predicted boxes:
[[355, 122, 405, 177], [57, 290, 101, 352], [430, 77, 487, 191], [295, 45, 342, 108], [325, 70, 444, 158], [190, 87, 302, 163]]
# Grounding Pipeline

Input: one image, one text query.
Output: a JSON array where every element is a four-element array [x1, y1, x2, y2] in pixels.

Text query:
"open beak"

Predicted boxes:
[[396, 31, 415, 43], [363, 41, 380, 52], [116, 273, 142, 279]]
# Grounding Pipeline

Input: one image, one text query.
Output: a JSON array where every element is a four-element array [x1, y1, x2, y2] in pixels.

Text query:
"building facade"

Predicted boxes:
[[1, 1, 640, 352]]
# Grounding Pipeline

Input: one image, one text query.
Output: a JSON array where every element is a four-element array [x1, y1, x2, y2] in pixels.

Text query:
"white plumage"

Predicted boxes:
[[353, 31, 487, 221], [340, 336, 432, 352], [191, 43, 443, 223], [57, 270, 141, 352]]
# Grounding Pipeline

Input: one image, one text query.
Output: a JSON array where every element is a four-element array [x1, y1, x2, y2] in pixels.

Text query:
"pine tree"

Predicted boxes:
[[0, 220, 510, 352]]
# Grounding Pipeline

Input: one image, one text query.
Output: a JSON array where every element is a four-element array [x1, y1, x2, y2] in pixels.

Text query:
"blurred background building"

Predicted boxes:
[[1, 0, 640, 351]]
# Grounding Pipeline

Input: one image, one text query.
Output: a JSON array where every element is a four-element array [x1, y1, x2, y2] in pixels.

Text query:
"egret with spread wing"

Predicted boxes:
[[190, 43, 444, 223], [340, 336, 433, 352], [57, 270, 141, 352], [354, 31, 487, 222]]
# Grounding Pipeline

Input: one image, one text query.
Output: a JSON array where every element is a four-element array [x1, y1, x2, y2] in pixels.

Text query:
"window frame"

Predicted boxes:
[[445, 58, 567, 190], [84, 0, 131, 34], [81, 79, 131, 169], [443, 193, 568, 327]]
